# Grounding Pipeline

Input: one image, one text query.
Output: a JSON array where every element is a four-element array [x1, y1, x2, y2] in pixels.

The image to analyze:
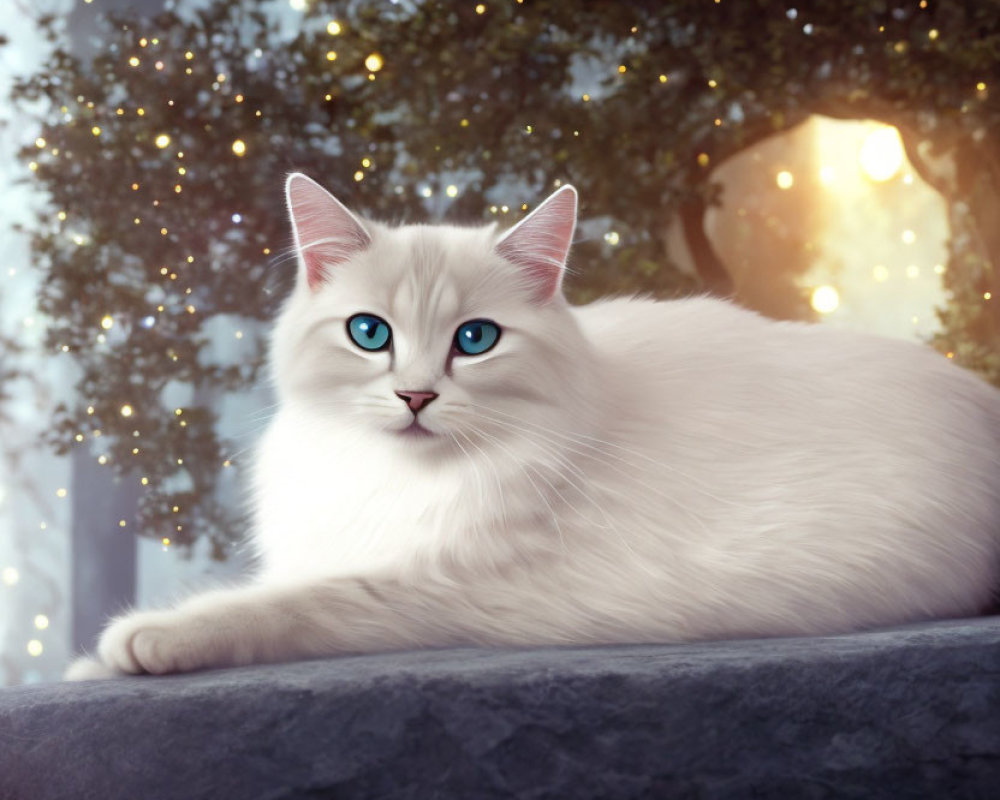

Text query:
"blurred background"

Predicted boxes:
[[0, 0, 997, 684]]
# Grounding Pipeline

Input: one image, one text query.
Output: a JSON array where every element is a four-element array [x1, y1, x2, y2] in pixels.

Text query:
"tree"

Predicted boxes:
[[11, 0, 999, 555]]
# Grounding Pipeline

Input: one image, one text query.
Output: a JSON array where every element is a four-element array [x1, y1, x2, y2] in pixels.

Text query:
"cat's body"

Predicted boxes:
[[67, 177, 1000, 679]]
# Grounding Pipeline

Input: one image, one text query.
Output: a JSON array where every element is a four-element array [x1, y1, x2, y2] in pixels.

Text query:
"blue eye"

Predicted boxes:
[[347, 313, 391, 351], [454, 319, 500, 356]]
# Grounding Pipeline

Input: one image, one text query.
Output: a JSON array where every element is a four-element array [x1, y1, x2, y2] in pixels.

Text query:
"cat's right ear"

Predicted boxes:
[[495, 185, 577, 303], [286, 173, 372, 290]]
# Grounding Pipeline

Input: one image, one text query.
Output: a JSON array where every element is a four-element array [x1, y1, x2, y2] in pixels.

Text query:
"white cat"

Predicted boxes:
[[66, 174, 1000, 680]]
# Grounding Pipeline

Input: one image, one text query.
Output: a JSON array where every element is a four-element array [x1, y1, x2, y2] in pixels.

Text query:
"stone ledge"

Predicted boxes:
[[2, 617, 999, 799]]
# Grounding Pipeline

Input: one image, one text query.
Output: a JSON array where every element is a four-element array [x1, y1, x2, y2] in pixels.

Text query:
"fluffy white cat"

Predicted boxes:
[[66, 174, 1000, 679]]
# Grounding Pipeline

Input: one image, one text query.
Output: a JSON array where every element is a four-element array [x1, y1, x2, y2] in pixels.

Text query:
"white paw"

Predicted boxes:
[[63, 655, 119, 681], [97, 608, 206, 675]]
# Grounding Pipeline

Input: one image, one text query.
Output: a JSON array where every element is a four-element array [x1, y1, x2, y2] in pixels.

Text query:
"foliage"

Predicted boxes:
[[11, 0, 1000, 553]]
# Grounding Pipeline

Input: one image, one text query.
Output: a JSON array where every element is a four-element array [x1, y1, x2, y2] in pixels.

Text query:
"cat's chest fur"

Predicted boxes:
[[250, 412, 553, 580]]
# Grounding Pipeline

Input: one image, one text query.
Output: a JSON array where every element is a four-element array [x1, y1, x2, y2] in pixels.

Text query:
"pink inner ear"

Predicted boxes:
[[286, 174, 371, 290], [496, 186, 577, 303]]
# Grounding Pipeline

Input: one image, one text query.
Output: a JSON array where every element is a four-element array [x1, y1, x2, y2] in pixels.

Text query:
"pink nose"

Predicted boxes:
[[395, 390, 438, 413]]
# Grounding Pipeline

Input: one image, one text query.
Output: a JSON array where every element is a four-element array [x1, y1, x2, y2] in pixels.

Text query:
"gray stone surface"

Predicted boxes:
[[2, 617, 999, 799]]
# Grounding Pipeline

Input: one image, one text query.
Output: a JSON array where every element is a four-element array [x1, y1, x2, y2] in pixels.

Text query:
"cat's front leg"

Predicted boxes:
[[94, 585, 299, 676], [97, 605, 236, 675]]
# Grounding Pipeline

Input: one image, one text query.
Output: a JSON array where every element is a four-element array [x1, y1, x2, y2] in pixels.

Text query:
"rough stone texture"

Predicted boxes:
[[2, 617, 999, 800]]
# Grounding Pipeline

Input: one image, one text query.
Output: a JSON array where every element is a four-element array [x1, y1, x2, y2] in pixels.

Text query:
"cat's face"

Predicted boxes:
[[272, 175, 591, 459]]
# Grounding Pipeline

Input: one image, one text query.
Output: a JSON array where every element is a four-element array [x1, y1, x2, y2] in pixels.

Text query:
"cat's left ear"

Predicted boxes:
[[286, 173, 372, 290], [496, 185, 577, 303]]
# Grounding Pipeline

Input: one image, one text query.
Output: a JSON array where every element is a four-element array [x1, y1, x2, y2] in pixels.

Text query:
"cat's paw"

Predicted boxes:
[[63, 655, 120, 681], [97, 608, 207, 675]]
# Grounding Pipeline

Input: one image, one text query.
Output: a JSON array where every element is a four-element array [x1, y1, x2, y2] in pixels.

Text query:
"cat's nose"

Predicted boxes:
[[395, 390, 439, 413]]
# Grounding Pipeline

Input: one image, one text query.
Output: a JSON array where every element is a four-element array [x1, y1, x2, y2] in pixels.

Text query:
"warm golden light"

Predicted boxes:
[[154, 133, 171, 149], [326, 20, 342, 35], [231, 138, 247, 156], [858, 125, 904, 182], [100, 314, 114, 330], [34, 614, 49, 630], [27, 640, 43, 657], [120, 404, 134, 417], [775, 170, 794, 190], [365, 53, 384, 72], [810, 285, 840, 314]]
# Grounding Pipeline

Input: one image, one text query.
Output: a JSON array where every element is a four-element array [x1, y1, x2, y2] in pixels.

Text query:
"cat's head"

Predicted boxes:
[[272, 174, 596, 460]]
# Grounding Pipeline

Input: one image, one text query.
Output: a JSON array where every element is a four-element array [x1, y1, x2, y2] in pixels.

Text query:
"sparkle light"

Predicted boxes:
[[34, 614, 49, 630], [154, 133, 171, 149], [27, 640, 43, 657], [776, 170, 794, 189], [858, 125, 904, 182], [231, 138, 247, 156], [475, 3, 486, 13], [901, 229, 916, 244], [445, 184, 458, 197], [364, 53, 384, 72], [100, 314, 114, 329], [326, 50, 337, 61], [120, 404, 134, 417], [1, 567, 18, 586], [604, 231, 620, 245], [326, 20, 342, 35], [810, 285, 840, 314]]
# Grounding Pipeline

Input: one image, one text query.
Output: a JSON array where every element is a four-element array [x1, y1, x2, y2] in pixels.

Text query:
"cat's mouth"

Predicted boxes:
[[397, 420, 437, 439]]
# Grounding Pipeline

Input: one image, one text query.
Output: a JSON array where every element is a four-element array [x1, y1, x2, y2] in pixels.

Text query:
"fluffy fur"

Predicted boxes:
[[66, 175, 1000, 679]]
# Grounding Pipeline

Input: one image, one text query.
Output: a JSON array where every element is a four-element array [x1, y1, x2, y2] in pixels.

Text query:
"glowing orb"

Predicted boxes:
[[858, 125, 904, 182], [810, 285, 840, 314]]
